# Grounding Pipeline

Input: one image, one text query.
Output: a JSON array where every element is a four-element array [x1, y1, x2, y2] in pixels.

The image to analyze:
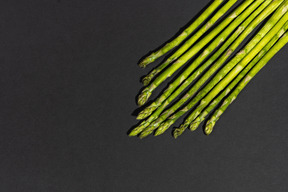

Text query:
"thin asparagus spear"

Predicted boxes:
[[137, 0, 272, 120], [134, 1, 286, 138], [141, 0, 237, 82], [138, 1, 253, 106], [139, 0, 225, 68], [171, 13, 288, 138], [190, 23, 288, 132], [205, 31, 288, 135]]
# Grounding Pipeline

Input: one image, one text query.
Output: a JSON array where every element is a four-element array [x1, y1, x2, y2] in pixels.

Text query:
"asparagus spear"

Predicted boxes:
[[139, 0, 225, 68], [190, 22, 288, 133], [205, 31, 288, 135], [141, 0, 237, 83], [137, 1, 253, 106], [137, 0, 272, 120], [171, 12, 288, 138], [135, 1, 286, 138]]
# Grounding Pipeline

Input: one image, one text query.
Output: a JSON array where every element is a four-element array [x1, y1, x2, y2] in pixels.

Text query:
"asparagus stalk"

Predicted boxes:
[[141, 0, 237, 83], [172, 12, 288, 138], [137, 1, 253, 106], [190, 23, 288, 133], [205, 31, 288, 135], [135, 1, 286, 138], [137, 0, 272, 120], [138, 0, 225, 68]]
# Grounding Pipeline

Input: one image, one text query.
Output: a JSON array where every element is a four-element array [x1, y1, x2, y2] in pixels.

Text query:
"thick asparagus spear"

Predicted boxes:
[[205, 32, 288, 135], [137, 0, 272, 120], [139, 0, 225, 68], [141, 0, 237, 83], [135, 1, 286, 138], [190, 23, 288, 133], [171, 13, 288, 138], [137, 1, 253, 106]]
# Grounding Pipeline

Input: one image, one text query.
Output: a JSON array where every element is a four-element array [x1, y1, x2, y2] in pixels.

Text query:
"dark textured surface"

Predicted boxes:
[[1, 0, 288, 191]]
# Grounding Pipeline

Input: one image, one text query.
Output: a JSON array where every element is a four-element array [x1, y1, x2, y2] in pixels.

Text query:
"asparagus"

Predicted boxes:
[[137, 0, 272, 120], [137, 1, 253, 106], [171, 11, 288, 138], [135, 1, 285, 138], [138, 0, 225, 68], [190, 22, 288, 133], [141, 0, 237, 84], [205, 31, 288, 135]]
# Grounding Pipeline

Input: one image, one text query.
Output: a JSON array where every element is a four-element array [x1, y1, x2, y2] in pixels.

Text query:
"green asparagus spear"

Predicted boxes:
[[138, 1, 253, 106], [171, 11, 288, 138], [190, 23, 288, 132], [205, 31, 288, 135], [139, 0, 225, 68], [137, 0, 272, 120], [141, 0, 236, 83], [135, 1, 286, 138]]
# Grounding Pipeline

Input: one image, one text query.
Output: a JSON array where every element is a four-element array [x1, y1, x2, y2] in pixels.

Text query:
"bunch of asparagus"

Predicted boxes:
[[130, 0, 288, 139]]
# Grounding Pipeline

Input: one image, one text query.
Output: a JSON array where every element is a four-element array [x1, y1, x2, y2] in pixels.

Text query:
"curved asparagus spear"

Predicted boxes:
[[189, 23, 288, 133], [171, 13, 288, 138], [137, 0, 271, 120], [133, 1, 286, 138], [141, 0, 236, 83], [205, 31, 288, 135], [138, 1, 253, 106], [139, 0, 225, 68]]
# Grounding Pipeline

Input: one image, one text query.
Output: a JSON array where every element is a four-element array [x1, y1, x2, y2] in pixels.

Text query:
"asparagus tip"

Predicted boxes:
[[136, 112, 145, 120], [128, 121, 148, 136], [128, 131, 138, 137], [154, 131, 162, 136], [190, 117, 201, 131], [154, 128, 164, 136], [137, 105, 155, 120], [142, 76, 151, 86], [173, 124, 188, 138], [205, 121, 215, 135], [155, 120, 173, 136], [139, 130, 152, 139], [138, 61, 147, 68], [137, 90, 151, 106]]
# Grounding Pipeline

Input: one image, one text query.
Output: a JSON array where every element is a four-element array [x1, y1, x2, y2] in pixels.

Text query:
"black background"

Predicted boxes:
[[1, 0, 288, 191]]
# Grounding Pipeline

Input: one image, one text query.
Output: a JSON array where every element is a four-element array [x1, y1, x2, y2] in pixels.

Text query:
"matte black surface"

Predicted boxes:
[[1, 0, 288, 191]]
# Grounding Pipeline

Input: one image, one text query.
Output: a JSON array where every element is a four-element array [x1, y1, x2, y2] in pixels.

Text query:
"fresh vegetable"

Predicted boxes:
[[130, 0, 288, 139]]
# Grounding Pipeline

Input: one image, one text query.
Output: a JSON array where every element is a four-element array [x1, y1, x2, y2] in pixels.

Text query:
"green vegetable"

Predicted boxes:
[[130, 0, 288, 139], [137, 0, 286, 138]]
